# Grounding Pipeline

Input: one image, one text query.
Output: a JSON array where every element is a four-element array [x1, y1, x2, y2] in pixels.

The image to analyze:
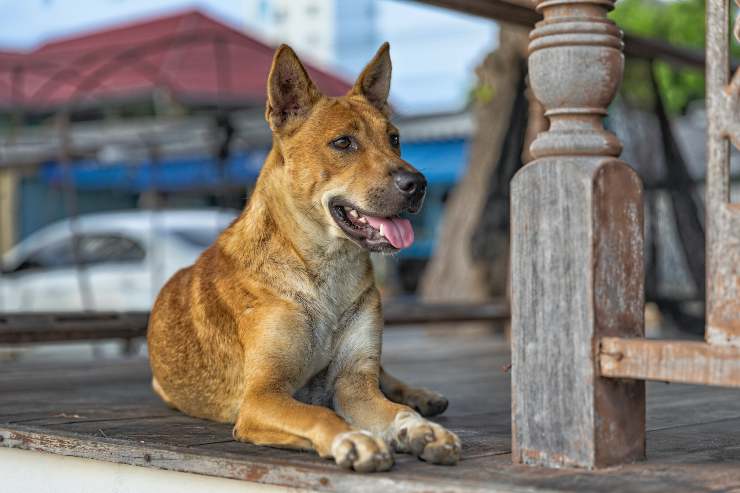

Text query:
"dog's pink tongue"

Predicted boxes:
[[365, 216, 414, 249]]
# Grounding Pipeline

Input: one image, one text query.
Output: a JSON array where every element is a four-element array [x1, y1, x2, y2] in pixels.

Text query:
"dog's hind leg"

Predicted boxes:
[[379, 367, 448, 417]]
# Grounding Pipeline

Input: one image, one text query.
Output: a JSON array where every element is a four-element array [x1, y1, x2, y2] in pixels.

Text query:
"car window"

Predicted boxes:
[[7, 234, 144, 273], [12, 240, 77, 272], [78, 235, 145, 264]]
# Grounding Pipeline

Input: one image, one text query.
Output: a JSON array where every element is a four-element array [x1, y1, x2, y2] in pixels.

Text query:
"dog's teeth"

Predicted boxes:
[[349, 209, 359, 219], [358, 216, 367, 224], [379, 224, 385, 237]]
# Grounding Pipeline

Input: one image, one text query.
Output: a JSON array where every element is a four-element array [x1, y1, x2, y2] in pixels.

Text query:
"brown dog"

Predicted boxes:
[[147, 43, 461, 472]]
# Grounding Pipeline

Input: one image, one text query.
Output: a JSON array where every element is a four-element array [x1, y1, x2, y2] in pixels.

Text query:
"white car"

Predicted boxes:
[[0, 209, 238, 312]]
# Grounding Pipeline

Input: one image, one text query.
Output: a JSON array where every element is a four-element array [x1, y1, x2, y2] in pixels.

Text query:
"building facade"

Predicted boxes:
[[244, 0, 378, 76]]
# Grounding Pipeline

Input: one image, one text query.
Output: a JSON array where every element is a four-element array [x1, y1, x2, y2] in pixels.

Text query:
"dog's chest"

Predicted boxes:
[[305, 282, 359, 367], [293, 309, 350, 406], [296, 260, 369, 396], [296, 308, 355, 407]]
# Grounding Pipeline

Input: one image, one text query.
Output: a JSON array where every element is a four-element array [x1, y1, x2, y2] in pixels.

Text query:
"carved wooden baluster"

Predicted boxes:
[[705, 0, 740, 347], [511, 0, 646, 468]]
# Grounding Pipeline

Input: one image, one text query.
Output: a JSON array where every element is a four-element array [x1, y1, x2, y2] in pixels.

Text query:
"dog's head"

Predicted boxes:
[[265, 43, 426, 253]]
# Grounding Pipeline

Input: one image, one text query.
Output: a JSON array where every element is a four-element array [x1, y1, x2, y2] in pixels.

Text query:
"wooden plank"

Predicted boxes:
[[647, 416, 740, 462], [646, 383, 740, 431], [0, 424, 513, 493], [0, 302, 510, 344], [510, 0, 645, 469], [383, 301, 510, 325], [0, 312, 149, 343], [600, 337, 740, 387], [1, 364, 686, 436], [0, 361, 150, 392], [6, 422, 740, 493], [1, 331, 740, 491]]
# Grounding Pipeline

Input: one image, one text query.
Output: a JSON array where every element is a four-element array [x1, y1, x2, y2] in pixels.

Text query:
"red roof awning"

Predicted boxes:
[[0, 9, 352, 111]]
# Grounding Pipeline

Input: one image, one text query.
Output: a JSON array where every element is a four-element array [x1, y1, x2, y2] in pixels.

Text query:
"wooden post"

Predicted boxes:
[[705, 0, 740, 347], [511, 0, 646, 468]]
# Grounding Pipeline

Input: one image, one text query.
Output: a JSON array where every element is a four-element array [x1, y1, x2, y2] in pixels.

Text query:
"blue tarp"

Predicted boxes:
[[401, 139, 468, 184], [27, 139, 468, 259], [40, 150, 268, 192], [39, 139, 468, 191]]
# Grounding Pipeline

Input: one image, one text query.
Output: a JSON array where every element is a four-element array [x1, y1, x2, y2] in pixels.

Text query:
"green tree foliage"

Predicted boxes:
[[610, 0, 738, 114]]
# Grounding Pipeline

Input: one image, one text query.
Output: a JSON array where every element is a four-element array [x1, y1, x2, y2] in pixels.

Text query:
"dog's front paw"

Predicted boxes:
[[390, 412, 461, 465], [331, 431, 394, 472], [404, 387, 448, 417]]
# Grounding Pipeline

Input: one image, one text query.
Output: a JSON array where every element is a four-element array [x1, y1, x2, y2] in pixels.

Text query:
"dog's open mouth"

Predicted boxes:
[[330, 199, 414, 252]]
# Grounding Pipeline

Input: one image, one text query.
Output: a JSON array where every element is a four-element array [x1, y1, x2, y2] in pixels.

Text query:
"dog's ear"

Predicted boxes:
[[265, 45, 322, 131], [351, 42, 391, 115]]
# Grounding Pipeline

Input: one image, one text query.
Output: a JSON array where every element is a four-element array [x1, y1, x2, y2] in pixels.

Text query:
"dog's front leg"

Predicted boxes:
[[233, 390, 392, 471], [232, 307, 392, 472], [333, 293, 461, 465], [335, 369, 461, 465]]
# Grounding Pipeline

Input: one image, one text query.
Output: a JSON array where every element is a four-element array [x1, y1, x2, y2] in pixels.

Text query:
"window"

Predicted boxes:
[[78, 235, 145, 264], [6, 235, 144, 274], [11, 241, 76, 272]]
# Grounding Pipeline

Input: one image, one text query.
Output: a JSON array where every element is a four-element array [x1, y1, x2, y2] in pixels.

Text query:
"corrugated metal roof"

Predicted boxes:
[[0, 9, 352, 111]]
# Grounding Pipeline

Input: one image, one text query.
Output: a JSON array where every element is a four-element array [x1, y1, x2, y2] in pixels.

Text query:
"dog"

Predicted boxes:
[[147, 42, 461, 472]]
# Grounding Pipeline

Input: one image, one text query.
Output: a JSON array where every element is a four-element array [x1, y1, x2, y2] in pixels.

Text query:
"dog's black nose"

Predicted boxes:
[[394, 170, 427, 197]]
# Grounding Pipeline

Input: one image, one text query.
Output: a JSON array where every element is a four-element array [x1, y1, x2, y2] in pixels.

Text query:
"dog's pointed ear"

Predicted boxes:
[[350, 42, 391, 114], [265, 44, 322, 131]]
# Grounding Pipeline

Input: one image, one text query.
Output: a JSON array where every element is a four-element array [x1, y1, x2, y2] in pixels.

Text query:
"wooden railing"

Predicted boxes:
[[505, 0, 740, 470], [509, 0, 647, 468]]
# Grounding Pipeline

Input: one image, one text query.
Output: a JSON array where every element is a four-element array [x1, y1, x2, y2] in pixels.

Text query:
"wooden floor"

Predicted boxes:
[[2, 327, 740, 492]]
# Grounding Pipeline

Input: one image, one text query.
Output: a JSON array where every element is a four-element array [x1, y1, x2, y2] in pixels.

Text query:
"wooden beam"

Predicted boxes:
[[0, 312, 149, 344], [419, 0, 539, 28], [0, 301, 510, 344], [383, 301, 509, 325], [415, 0, 738, 71], [510, 0, 645, 469], [600, 337, 740, 388]]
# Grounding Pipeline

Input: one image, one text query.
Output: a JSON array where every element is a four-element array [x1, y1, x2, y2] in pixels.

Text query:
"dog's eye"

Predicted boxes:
[[390, 134, 400, 148], [331, 136, 353, 151]]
